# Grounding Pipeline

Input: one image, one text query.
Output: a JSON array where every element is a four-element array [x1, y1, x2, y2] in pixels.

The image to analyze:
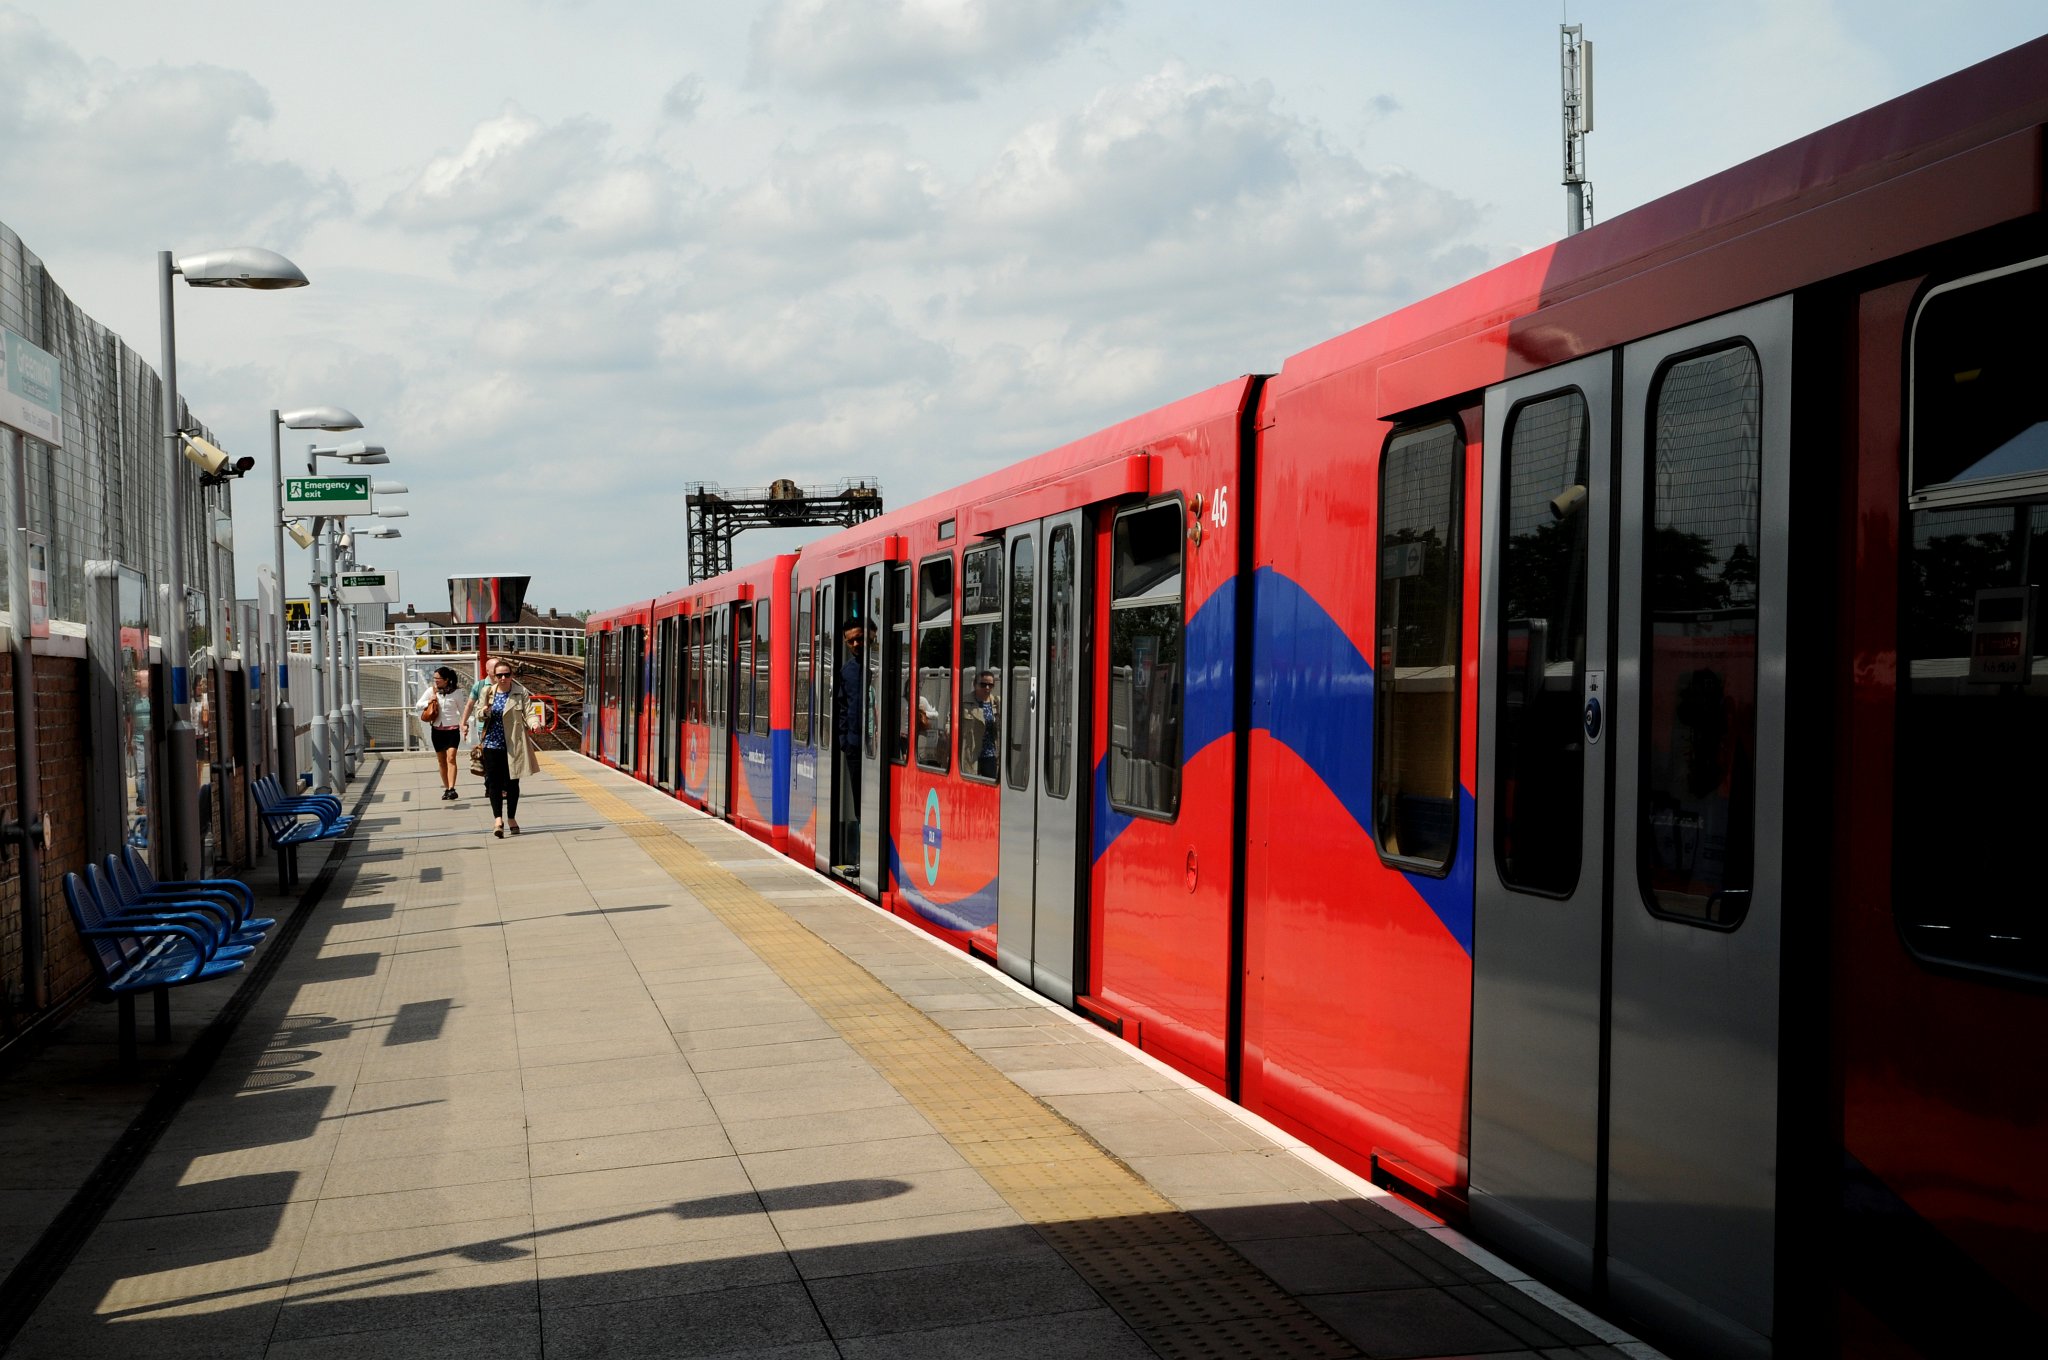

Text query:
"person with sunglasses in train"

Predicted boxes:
[[460, 662, 540, 837]]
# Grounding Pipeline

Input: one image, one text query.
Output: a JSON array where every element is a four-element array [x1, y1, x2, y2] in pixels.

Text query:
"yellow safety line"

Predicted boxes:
[[542, 755, 1359, 1358]]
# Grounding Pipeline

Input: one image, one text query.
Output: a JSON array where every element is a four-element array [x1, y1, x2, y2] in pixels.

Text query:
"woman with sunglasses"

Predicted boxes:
[[459, 663, 539, 837]]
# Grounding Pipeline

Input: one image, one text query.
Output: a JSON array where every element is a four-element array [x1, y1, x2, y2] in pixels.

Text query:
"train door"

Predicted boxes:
[[997, 510, 1086, 1004], [653, 617, 675, 790], [1472, 351, 1614, 1290], [1472, 296, 1791, 1358], [620, 624, 644, 774], [857, 563, 888, 898], [815, 578, 839, 873], [707, 605, 731, 817]]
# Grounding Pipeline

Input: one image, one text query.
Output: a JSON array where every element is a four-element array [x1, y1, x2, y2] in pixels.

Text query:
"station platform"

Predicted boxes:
[[0, 753, 1663, 1360]]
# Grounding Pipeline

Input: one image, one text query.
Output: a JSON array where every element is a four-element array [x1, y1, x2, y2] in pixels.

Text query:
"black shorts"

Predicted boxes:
[[430, 727, 461, 752]]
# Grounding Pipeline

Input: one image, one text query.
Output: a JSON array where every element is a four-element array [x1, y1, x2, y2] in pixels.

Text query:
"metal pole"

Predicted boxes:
[[270, 411, 298, 787], [309, 516, 330, 792], [4, 427, 47, 1007], [158, 251, 202, 880]]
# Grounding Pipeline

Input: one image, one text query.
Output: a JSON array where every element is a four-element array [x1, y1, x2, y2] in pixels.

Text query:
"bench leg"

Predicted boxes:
[[118, 995, 136, 1066], [153, 987, 172, 1043]]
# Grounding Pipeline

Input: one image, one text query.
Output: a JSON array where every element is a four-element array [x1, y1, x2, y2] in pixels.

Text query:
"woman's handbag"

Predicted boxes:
[[469, 742, 487, 777], [421, 694, 440, 725]]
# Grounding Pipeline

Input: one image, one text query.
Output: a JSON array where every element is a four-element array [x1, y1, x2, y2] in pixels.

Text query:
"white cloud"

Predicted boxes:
[[380, 105, 695, 263], [656, 291, 951, 402], [718, 127, 943, 248], [750, 0, 1119, 103], [0, 12, 346, 252]]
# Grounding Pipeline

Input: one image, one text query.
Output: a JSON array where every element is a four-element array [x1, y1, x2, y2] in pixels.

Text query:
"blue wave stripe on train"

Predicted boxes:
[[1093, 567, 1473, 956]]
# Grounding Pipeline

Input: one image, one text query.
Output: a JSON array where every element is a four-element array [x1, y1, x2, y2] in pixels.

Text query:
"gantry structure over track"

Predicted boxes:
[[684, 477, 883, 582]]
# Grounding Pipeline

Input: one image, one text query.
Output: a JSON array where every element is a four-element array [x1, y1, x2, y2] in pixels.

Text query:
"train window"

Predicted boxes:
[[1910, 255, 2048, 497], [916, 556, 954, 772], [795, 590, 812, 745], [1109, 500, 1183, 819], [1375, 421, 1462, 870], [1496, 390, 1590, 895], [1044, 524, 1078, 799], [1897, 260, 2048, 978], [1007, 536, 1036, 789], [890, 565, 911, 765], [1638, 343, 1761, 928], [734, 606, 754, 734], [753, 600, 771, 737], [687, 615, 701, 723], [959, 545, 1003, 783]]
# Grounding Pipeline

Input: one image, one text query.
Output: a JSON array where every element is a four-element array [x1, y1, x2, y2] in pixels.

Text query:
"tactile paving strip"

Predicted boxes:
[[543, 757, 1360, 1359]]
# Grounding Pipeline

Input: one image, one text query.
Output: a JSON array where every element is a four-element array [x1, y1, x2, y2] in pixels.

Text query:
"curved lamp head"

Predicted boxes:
[[174, 247, 309, 290], [373, 507, 409, 519], [365, 526, 402, 539], [371, 481, 409, 495], [280, 406, 362, 432]]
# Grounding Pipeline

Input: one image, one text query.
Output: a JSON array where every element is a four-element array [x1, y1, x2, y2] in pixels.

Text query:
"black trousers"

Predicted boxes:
[[481, 748, 520, 819]]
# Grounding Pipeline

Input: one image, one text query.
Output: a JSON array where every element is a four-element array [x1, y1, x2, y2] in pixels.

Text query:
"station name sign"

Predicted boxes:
[[285, 475, 372, 514]]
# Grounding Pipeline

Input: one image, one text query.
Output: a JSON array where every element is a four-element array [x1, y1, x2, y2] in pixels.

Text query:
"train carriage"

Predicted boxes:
[[583, 38, 2048, 1358]]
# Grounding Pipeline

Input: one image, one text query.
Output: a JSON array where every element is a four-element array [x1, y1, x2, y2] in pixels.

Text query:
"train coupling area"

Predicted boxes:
[[0, 751, 1664, 1360]]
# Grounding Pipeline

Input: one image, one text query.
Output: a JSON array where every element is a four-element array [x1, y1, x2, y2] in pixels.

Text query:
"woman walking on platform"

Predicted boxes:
[[461, 661, 539, 837], [418, 666, 465, 799]]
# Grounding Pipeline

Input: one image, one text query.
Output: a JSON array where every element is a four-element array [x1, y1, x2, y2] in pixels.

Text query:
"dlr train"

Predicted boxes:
[[584, 38, 2048, 1360]]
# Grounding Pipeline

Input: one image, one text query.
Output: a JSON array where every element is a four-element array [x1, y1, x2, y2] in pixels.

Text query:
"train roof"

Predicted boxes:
[[1271, 33, 2048, 406]]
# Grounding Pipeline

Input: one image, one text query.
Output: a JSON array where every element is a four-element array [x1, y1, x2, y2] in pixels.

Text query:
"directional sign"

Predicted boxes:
[[285, 475, 372, 514], [0, 329, 63, 446], [338, 569, 400, 605]]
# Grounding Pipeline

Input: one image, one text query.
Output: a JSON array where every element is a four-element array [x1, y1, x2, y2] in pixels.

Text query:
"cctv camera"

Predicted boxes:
[[1549, 483, 1588, 521], [181, 433, 256, 479]]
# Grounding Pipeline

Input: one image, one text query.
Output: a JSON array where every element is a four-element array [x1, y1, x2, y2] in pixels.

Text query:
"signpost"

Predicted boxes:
[[338, 569, 400, 606], [284, 475, 372, 515]]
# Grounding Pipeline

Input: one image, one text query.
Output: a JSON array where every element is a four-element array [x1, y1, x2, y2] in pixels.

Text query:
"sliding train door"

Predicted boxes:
[[857, 564, 888, 898], [812, 579, 837, 874], [707, 605, 732, 817], [1472, 296, 1791, 1359], [1472, 351, 1615, 1292], [997, 509, 1086, 1005]]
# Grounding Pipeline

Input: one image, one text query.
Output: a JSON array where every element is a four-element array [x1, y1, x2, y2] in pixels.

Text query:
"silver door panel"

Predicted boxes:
[[997, 526, 1039, 986], [1608, 295, 1789, 1357]]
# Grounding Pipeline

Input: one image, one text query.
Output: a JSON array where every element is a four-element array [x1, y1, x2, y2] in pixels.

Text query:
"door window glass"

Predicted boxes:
[[893, 565, 912, 765], [1639, 343, 1761, 927], [916, 556, 954, 772], [1044, 524, 1078, 799], [1496, 390, 1590, 895], [1007, 536, 1036, 789], [754, 600, 772, 736], [734, 608, 753, 734], [796, 590, 812, 745], [1376, 422, 1463, 868], [1109, 501, 1183, 818], [1911, 258, 2048, 492], [865, 575, 883, 761], [959, 545, 1003, 783]]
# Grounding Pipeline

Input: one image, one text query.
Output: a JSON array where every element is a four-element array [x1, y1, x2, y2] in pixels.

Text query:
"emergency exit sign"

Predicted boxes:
[[285, 476, 371, 513]]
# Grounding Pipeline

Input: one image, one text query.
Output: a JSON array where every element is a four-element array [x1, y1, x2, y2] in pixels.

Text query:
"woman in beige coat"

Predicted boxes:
[[460, 661, 540, 836]]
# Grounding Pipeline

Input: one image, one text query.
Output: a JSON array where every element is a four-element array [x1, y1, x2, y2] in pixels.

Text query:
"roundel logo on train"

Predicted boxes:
[[922, 788, 942, 886]]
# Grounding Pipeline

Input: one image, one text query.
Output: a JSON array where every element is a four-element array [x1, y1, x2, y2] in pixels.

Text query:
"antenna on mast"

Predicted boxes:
[[1561, 24, 1595, 235]]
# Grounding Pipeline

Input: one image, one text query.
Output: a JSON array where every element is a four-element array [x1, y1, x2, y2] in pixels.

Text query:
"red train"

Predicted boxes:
[[585, 40, 2048, 1359]]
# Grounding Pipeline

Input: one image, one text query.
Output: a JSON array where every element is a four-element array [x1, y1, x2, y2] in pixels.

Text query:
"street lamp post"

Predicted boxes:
[[159, 246, 308, 879], [271, 407, 361, 788], [303, 440, 389, 789]]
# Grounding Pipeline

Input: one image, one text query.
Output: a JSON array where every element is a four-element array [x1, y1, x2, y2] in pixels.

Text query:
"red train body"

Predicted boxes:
[[586, 40, 2048, 1358]]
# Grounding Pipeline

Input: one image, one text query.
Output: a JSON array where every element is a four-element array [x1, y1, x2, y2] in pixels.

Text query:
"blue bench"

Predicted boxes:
[[105, 854, 271, 950], [64, 869, 246, 1064], [121, 845, 276, 935], [253, 776, 355, 887]]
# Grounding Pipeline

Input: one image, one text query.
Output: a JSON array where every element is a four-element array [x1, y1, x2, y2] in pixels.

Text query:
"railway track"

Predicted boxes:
[[501, 650, 586, 749]]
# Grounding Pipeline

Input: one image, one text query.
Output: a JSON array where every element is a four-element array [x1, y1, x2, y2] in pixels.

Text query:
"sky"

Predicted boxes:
[[2, 0, 2042, 615]]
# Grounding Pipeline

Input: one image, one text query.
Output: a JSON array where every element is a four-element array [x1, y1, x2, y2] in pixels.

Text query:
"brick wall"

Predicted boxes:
[[35, 655, 92, 1011]]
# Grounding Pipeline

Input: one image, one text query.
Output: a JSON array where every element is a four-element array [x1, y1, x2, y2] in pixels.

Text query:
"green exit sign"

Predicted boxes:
[[285, 476, 371, 512]]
